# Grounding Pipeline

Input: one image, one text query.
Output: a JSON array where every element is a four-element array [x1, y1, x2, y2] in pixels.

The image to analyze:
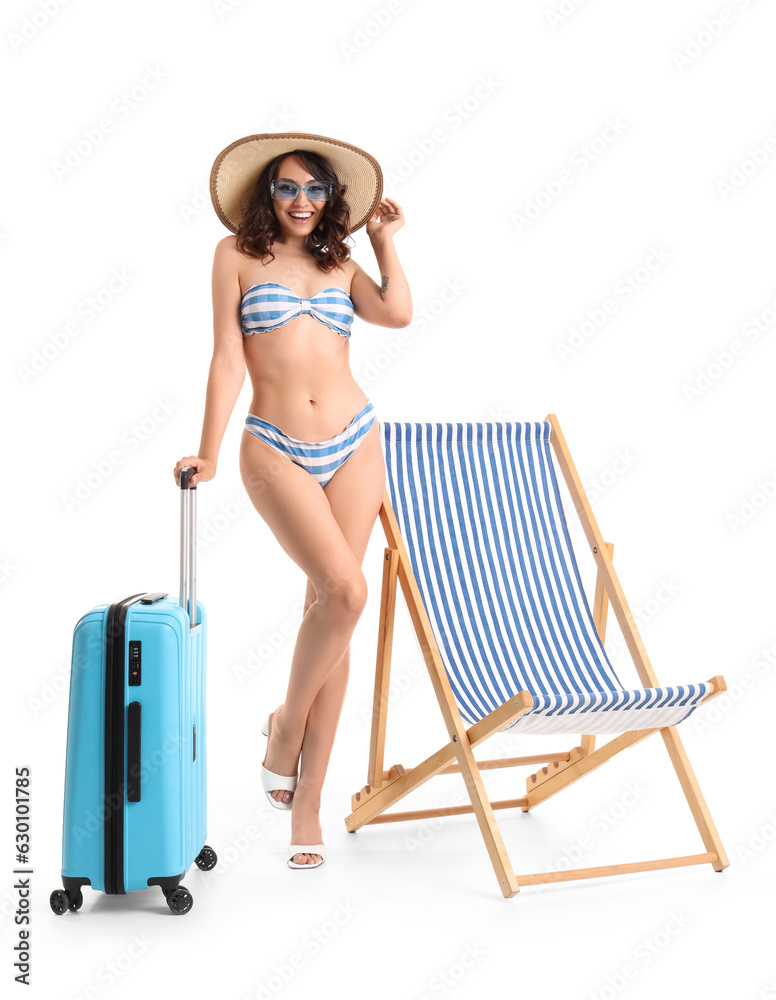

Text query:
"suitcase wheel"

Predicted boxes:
[[195, 845, 218, 871], [165, 885, 193, 915], [50, 889, 69, 916], [50, 886, 84, 915]]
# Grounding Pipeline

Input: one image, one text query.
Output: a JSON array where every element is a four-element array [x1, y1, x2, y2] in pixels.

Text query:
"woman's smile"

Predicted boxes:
[[288, 210, 314, 225]]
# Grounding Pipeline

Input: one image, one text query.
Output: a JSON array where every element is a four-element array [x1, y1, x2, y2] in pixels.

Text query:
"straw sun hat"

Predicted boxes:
[[209, 130, 383, 235]]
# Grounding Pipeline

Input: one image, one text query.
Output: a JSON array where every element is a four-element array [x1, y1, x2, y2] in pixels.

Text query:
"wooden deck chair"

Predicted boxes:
[[345, 414, 728, 898]]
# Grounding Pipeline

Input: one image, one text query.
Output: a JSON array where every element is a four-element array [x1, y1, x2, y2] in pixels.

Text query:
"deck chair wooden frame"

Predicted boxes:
[[344, 413, 728, 898]]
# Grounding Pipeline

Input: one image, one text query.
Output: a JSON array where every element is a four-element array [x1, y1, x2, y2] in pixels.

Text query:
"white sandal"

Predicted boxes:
[[287, 844, 326, 869], [261, 713, 297, 811]]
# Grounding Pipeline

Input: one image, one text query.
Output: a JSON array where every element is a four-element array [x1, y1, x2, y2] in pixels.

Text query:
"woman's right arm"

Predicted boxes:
[[174, 237, 245, 486]]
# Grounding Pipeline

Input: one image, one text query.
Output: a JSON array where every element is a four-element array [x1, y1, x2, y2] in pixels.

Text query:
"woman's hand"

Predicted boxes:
[[366, 197, 405, 241], [173, 456, 216, 487]]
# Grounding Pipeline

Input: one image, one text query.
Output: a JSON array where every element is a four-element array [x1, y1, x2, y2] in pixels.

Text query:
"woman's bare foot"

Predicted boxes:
[[262, 705, 301, 805]]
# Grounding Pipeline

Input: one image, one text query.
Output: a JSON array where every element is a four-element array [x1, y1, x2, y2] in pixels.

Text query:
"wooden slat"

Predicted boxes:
[[523, 728, 657, 810], [592, 541, 613, 642], [367, 797, 529, 824], [367, 547, 400, 789], [438, 751, 574, 774], [465, 691, 535, 746], [517, 852, 716, 886], [526, 747, 587, 790], [348, 692, 534, 821]]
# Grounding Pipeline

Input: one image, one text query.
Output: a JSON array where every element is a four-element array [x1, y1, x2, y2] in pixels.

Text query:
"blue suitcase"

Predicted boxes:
[[50, 467, 217, 915]]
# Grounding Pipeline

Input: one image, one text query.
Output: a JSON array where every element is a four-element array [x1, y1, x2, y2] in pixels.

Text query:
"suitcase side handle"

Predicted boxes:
[[127, 702, 141, 802], [178, 466, 197, 628]]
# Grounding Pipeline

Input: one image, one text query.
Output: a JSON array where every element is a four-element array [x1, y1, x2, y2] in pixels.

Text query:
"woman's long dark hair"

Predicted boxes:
[[235, 150, 352, 273]]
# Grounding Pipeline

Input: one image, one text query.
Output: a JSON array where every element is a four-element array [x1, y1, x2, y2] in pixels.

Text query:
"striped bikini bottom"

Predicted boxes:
[[244, 401, 376, 488]]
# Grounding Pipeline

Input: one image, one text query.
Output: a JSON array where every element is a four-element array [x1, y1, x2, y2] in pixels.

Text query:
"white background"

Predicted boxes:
[[3, 1, 774, 998]]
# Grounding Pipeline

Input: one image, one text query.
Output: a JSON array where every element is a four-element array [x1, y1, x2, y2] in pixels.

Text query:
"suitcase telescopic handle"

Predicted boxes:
[[179, 465, 198, 628]]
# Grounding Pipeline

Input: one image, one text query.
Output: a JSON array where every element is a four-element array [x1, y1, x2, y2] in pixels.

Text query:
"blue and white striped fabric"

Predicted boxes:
[[245, 401, 375, 488], [240, 281, 354, 338], [380, 421, 710, 736]]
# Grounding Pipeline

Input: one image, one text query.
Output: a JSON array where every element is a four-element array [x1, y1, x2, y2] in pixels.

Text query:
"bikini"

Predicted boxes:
[[241, 281, 376, 487]]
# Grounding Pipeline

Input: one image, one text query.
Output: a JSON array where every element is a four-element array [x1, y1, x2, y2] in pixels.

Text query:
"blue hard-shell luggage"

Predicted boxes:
[[50, 467, 217, 915]]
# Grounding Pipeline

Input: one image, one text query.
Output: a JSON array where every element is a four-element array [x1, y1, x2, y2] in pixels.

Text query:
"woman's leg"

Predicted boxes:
[[240, 431, 366, 783], [240, 426, 385, 852], [287, 421, 386, 862]]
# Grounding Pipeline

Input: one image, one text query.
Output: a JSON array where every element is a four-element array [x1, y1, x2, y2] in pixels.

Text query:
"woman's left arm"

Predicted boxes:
[[350, 198, 412, 328]]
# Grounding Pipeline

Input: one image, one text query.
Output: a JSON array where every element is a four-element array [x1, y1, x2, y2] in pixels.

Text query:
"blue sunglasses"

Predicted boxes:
[[270, 178, 332, 202]]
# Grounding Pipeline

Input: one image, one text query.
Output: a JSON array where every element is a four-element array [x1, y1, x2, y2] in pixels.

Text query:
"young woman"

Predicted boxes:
[[173, 131, 411, 870]]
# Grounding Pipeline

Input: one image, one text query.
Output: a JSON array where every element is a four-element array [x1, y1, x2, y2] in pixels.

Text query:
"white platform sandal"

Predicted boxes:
[[260, 713, 297, 811], [287, 844, 326, 869]]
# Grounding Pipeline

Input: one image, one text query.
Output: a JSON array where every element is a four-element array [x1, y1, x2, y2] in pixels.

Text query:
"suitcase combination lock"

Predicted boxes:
[[128, 641, 141, 686]]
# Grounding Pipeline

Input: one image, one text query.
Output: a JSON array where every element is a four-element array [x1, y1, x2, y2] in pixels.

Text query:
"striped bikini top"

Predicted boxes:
[[240, 281, 355, 338]]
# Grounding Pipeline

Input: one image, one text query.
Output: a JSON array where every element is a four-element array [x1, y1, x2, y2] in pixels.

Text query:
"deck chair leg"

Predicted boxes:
[[661, 726, 729, 871], [367, 547, 400, 790], [449, 733, 521, 898]]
